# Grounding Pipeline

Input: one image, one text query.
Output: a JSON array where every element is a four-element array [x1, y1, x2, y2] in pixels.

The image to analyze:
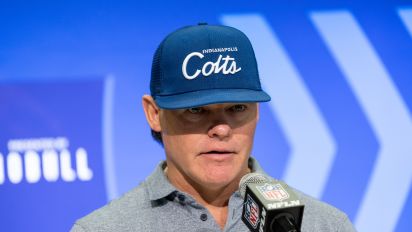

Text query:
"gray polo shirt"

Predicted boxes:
[[71, 158, 356, 232]]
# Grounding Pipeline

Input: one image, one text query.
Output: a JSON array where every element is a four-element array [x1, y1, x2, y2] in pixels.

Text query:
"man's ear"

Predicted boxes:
[[142, 95, 161, 132]]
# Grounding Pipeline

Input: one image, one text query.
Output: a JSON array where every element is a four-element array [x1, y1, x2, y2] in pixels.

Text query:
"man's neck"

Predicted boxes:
[[165, 166, 239, 205], [164, 165, 250, 230]]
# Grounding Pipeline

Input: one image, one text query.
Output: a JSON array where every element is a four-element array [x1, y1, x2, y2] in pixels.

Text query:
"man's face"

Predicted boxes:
[[159, 103, 258, 190]]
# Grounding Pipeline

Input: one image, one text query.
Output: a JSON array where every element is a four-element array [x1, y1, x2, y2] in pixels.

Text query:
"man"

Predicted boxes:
[[71, 23, 356, 231]]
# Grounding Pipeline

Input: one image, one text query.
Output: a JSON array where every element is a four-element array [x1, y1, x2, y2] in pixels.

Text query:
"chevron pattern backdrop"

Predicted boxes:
[[0, 1, 411, 231]]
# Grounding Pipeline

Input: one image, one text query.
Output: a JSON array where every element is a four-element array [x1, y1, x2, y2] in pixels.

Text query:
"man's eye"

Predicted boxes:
[[231, 104, 247, 112], [187, 107, 204, 114]]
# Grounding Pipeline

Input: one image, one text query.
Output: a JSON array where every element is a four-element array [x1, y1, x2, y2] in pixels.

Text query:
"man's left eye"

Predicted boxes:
[[230, 104, 247, 112]]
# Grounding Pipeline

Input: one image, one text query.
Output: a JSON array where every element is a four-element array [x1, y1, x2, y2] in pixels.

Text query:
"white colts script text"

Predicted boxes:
[[182, 52, 241, 80]]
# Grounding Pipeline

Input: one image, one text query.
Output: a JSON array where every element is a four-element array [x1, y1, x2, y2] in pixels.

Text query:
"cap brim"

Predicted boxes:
[[155, 89, 271, 109]]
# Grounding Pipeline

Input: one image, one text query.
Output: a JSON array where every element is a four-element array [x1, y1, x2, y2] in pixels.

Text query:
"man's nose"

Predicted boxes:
[[207, 122, 232, 140]]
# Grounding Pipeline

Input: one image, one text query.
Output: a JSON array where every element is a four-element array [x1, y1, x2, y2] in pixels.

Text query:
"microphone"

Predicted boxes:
[[239, 173, 304, 232]]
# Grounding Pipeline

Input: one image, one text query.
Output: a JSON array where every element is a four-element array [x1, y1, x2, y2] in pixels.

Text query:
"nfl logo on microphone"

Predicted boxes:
[[244, 195, 260, 229], [257, 183, 289, 201]]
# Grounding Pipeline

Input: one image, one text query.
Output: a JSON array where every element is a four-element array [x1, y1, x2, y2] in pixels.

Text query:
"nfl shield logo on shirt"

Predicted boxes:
[[244, 194, 260, 228], [256, 183, 290, 201]]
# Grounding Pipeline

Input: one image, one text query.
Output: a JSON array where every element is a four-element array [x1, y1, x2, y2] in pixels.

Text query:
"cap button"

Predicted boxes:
[[198, 22, 208, 26]]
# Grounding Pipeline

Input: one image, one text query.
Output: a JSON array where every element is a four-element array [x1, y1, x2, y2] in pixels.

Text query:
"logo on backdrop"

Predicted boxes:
[[256, 183, 289, 201], [182, 47, 242, 80], [0, 137, 93, 185]]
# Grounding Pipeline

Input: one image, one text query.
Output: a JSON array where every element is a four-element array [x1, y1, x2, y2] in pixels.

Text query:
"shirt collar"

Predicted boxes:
[[248, 156, 267, 175], [146, 161, 177, 201], [145, 157, 267, 201]]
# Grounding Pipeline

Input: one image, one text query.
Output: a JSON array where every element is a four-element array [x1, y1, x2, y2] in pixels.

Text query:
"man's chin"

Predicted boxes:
[[200, 173, 239, 189]]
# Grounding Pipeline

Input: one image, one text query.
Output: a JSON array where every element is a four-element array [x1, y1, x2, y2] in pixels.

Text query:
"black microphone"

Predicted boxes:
[[239, 173, 304, 232]]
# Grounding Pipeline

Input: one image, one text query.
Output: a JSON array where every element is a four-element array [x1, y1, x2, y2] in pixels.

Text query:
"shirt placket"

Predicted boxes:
[[175, 192, 223, 231]]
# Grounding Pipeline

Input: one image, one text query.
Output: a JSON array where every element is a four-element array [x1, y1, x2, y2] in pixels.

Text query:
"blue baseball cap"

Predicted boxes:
[[150, 23, 271, 109]]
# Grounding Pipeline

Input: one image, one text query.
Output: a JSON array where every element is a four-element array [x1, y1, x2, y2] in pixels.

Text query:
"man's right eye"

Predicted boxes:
[[187, 107, 204, 114]]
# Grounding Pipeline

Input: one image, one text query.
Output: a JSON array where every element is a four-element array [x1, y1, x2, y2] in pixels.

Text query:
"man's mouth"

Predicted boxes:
[[203, 150, 233, 154], [200, 149, 236, 156], [198, 149, 237, 162]]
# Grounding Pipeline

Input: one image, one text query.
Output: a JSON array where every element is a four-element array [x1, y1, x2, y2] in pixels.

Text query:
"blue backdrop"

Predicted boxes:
[[1, 1, 411, 231]]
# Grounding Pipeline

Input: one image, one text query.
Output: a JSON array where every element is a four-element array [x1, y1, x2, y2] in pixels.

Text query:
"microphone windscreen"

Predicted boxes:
[[239, 173, 270, 198]]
